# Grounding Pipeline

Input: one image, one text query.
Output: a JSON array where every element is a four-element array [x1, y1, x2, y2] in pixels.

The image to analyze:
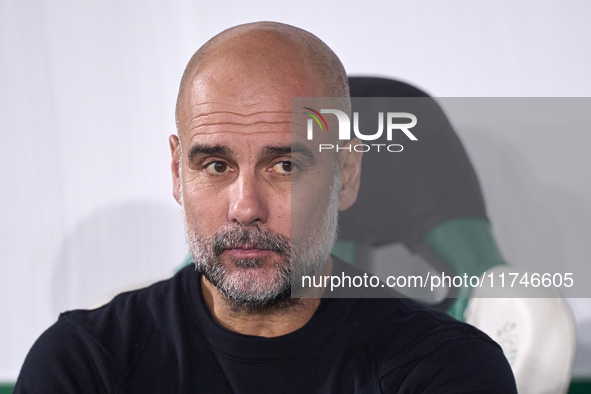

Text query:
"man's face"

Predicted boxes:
[[172, 54, 340, 309]]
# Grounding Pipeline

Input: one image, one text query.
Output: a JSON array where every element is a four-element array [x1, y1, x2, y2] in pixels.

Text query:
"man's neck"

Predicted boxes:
[[200, 257, 333, 338]]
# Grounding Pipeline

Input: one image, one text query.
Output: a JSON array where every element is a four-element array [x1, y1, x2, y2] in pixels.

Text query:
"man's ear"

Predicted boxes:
[[337, 138, 363, 211], [169, 134, 182, 205]]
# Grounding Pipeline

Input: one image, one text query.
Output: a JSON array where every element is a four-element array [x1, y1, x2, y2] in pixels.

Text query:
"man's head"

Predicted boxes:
[[174, 22, 350, 129], [169, 22, 362, 311]]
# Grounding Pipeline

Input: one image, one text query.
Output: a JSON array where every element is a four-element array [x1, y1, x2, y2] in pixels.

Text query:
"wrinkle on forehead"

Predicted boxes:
[[187, 110, 294, 121], [178, 109, 308, 137]]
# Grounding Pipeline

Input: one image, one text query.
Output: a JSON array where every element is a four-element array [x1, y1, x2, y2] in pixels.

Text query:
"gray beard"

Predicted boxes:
[[181, 168, 340, 312]]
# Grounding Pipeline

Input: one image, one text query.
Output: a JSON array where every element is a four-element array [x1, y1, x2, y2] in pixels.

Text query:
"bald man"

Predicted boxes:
[[15, 22, 516, 393]]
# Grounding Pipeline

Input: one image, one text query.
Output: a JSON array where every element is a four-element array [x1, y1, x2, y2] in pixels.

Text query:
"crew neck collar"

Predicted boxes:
[[181, 256, 359, 362]]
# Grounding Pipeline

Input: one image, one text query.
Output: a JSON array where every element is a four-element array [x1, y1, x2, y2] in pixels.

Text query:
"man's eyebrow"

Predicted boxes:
[[262, 143, 316, 164], [188, 144, 233, 162]]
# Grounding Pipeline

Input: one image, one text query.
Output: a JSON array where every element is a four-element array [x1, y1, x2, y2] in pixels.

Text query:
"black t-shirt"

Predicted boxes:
[[15, 257, 516, 393]]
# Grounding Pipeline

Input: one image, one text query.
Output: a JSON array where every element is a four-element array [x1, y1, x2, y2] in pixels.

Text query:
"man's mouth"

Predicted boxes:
[[225, 246, 272, 259], [211, 225, 290, 258]]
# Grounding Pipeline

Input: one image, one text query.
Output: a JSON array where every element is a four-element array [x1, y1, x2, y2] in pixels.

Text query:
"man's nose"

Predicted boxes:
[[227, 171, 269, 226]]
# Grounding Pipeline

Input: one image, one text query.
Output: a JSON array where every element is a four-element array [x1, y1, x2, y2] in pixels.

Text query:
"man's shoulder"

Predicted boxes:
[[348, 287, 500, 358], [332, 257, 493, 341], [335, 258, 502, 352], [65, 273, 182, 328], [15, 267, 191, 393], [66, 265, 195, 352], [332, 258, 516, 392]]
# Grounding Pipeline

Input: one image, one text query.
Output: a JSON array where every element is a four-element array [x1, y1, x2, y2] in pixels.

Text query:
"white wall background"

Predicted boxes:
[[1, 0, 590, 381]]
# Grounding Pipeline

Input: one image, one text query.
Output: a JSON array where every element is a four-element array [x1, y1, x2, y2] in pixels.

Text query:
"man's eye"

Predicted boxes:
[[272, 161, 292, 174], [204, 161, 230, 174]]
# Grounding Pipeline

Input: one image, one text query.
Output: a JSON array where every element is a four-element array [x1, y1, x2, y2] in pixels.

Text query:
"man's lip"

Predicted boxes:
[[225, 248, 272, 257]]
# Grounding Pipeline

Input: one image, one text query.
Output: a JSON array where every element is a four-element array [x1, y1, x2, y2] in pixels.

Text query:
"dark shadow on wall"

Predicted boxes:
[[50, 201, 186, 317]]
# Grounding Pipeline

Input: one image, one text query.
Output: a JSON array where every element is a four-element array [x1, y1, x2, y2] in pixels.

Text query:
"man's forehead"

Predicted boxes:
[[187, 129, 291, 144], [179, 104, 311, 140], [180, 111, 323, 163], [185, 106, 293, 128], [184, 127, 309, 151]]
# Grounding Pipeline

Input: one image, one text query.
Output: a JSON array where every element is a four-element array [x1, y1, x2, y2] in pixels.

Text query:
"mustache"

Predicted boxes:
[[212, 225, 290, 257]]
